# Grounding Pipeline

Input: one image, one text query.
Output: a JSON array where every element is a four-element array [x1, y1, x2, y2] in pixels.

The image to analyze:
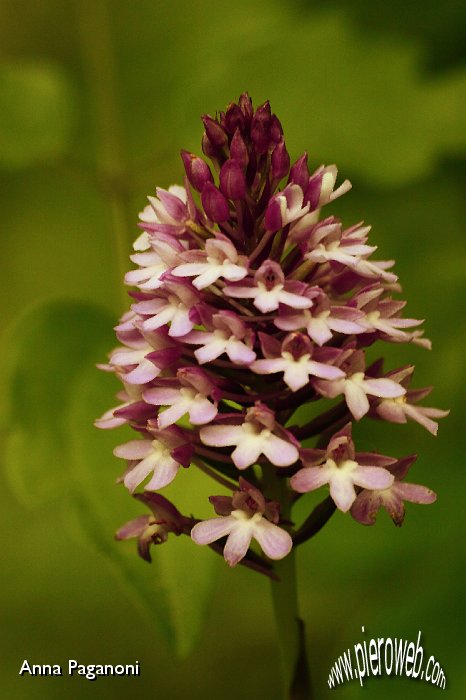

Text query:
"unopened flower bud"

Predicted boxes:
[[230, 129, 249, 169], [220, 159, 247, 199], [238, 92, 253, 122], [271, 140, 290, 180], [251, 101, 272, 154], [202, 115, 228, 147], [201, 182, 230, 223], [180, 150, 213, 192], [304, 174, 322, 211], [223, 103, 246, 134], [270, 115, 284, 144], [288, 152, 310, 190], [202, 132, 217, 159]]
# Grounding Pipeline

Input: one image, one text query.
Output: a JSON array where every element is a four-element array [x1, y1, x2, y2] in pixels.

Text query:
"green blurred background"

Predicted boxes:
[[1, 1, 465, 698]]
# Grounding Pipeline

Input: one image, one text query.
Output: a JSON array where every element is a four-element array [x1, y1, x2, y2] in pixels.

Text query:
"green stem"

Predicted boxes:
[[271, 552, 307, 699], [265, 472, 312, 699]]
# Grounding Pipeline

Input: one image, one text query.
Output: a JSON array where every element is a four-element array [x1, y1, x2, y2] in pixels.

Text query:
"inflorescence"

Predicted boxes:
[[96, 93, 448, 575]]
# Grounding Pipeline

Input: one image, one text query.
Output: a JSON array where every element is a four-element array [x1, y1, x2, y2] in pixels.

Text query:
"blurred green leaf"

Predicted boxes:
[[66, 359, 220, 657], [300, 0, 466, 72], [1, 297, 219, 654], [0, 61, 76, 169], [0, 168, 122, 335], [1, 299, 114, 506]]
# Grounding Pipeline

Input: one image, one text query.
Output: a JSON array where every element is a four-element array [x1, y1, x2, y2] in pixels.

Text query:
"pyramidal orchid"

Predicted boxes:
[[96, 93, 447, 699]]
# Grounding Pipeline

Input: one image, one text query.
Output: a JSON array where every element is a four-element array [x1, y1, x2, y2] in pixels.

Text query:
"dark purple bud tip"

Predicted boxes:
[[202, 133, 217, 159], [238, 92, 254, 121], [289, 152, 310, 190], [230, 129, 249, 169], [270, 115, 284, 143], [251, 101, 272, 154], [201, 182, 230, 223], [271, 140, 290, 180], [220, 159, 247, 199], [223, 103, 246, 135], [181, 150, 213, 192], [202, 115, 228, 147], [304, 173, 323, 211]]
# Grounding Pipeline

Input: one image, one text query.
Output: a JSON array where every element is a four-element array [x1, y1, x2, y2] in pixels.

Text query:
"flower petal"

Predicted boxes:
[[193, 266, 224, 289], [114, 440, 153, 460], [351, 466, 394, 490], [329, 471, 357, 512], [350, 491, 382, 525], [191, 516, 236, 545], [157, 403, 188, 429], [188, 396, 218, 425], [344, 381, 370, 420], [223, 522, 254, 566], [394, 482, 437, 505], [253, 519, 293, 560], [195, 339, 227, 364], [124, 358, 160, 385], [200, 424, 244, 447], [169, 308, 193, 337], [283, 364, 311, 391], [261, 434, 299, 467], [144, 387, 181, 405], [115, 515, 149, 540], [251, 358, 286, 375], [362, 378, 405, 399], [307, 318, 333, 345], [123, 453, 159, 492], [231, 437, 264, 469], [226, 340, 256, 365], [278, 290, 313, 309], [144, 459, 180, 490], [290, 466, 330, 493]]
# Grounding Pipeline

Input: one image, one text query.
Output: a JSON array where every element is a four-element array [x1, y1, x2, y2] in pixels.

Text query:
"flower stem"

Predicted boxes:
[[271, 551, 311, 699], [266, 472, 312, 699]]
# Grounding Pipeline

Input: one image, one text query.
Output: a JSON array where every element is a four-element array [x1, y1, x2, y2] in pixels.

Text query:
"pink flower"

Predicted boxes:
[[301, 219, 397, 283], [350, 455, 437, 526], [224, 260, 312, 313], [191, 478, 292, 566], [314, 349, 405, 420], [371, 366, 449, 435], [200, 403, 299, 469], [350, 285, 426, 343], [132, 276, 199, 337], [182, 309, 256, 365], [114, 424, 192, 492], [291, 424, 395, 512], [172, 233, 248, 289], [275, 288, 365, 345], [144, 367, 220, 429], [264, 184, 310, 231], [116, 492, 186, 562], [125, 235, 185, 290], [107, 330, 179, 386], [94, 382, 152, 429], [305, 164, 352, 209], [251, 332, 344, 391], [135, 184, 190, 250]]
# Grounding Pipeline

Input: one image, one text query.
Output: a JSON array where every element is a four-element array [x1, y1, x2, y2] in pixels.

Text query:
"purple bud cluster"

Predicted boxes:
[[97, 94, 447, 571]]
